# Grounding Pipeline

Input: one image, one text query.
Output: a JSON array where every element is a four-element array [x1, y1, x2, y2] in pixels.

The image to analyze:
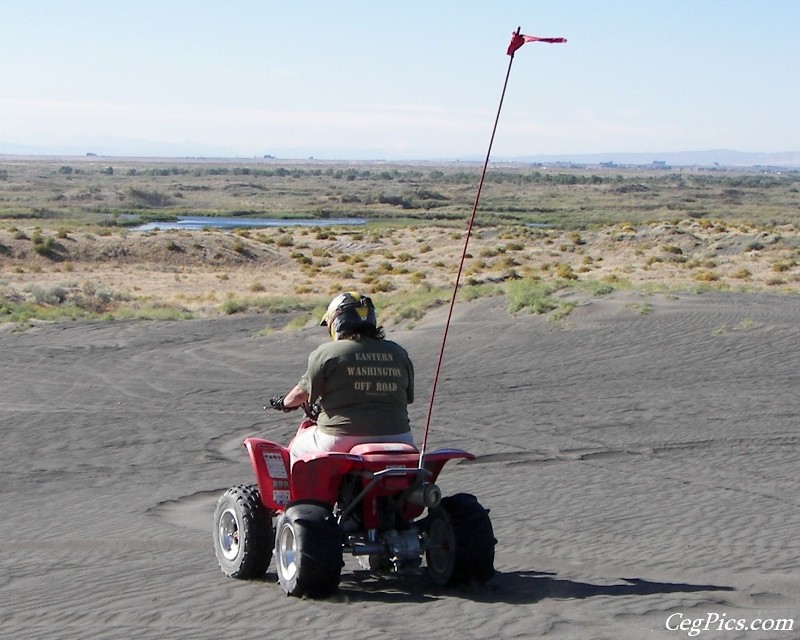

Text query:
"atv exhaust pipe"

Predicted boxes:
[[406, 482, 442, 509]]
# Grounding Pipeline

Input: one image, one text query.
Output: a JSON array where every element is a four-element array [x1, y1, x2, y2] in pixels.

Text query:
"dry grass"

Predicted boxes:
[[2, 217, 798, 326], [1, 158, 799, 326]]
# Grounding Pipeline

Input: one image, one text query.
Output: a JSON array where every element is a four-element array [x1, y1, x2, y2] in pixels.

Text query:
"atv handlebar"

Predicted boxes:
[[264, 398, 319, 421], [266, 395, 295, 412]]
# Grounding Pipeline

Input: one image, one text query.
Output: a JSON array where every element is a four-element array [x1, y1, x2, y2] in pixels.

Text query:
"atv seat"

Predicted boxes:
[[349, 442, 419, 456]]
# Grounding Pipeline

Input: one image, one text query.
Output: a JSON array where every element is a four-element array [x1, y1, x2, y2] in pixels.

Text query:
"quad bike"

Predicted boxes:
[[213, 404, 496, 597]]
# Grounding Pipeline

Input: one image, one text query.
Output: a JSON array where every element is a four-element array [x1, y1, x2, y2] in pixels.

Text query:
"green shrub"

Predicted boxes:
[[505, 279, 559, 315], [27, 284, 68, 305], [222, 299, 247, 314], [292, 252, 312, 265], [555, 263, 578, 280]]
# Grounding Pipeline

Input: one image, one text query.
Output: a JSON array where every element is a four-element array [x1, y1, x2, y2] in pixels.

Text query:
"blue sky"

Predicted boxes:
[[1, 1, 798, 159]]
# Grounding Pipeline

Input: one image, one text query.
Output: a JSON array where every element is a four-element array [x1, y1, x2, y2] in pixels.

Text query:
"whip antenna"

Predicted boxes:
[[418, 27, 567, 468]]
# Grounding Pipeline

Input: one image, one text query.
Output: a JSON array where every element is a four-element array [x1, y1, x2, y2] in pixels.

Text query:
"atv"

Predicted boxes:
[[213, 404, 495, 597]]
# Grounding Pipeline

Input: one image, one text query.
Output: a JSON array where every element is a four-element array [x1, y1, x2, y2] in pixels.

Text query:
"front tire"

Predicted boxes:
[[213, 484, 273, 579], [274, 502, 343, 597]]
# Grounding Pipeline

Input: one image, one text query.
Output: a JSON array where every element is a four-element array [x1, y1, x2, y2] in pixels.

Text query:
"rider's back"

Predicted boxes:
[[301, 336, 414, 438]]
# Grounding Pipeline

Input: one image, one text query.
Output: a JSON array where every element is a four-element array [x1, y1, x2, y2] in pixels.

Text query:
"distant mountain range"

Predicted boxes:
[[504, 149, 800, 168], [2, 144, 799, 168]]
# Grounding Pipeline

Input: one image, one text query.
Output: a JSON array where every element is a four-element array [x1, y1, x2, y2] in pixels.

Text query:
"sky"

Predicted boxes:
[[1, 0, 799, 160]]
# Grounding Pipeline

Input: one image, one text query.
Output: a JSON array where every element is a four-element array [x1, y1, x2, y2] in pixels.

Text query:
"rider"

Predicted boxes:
[[270, 292, 415, 465]]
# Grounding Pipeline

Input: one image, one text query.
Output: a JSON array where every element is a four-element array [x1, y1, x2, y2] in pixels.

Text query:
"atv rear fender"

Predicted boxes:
[[244, 435, 475, 512], [289, 447, 475, 507], [421, 448, 476, 482]]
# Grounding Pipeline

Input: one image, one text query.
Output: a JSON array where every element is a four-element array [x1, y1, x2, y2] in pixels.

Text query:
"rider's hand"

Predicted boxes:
[[269, 395, 297, 412]]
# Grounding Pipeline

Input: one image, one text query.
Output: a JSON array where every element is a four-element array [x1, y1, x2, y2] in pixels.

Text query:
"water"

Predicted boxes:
[[525, 222, 553, 229], [133, 216, 367, 232]]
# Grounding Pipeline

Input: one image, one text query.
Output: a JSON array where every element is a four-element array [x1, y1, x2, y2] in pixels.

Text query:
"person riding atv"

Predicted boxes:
[[270, 292, 415, 465], [214, 292, 496, 597]]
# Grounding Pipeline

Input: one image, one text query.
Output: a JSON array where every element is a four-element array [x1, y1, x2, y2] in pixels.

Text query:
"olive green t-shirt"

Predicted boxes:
[[298, 336, 414, 437]]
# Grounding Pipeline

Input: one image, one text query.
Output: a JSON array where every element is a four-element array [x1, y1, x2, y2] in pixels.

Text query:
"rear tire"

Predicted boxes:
[[425, 493, 495, 586], [425, 507, 456, 585], [213, 484, 274, 579], [274, 502, 343, 597]]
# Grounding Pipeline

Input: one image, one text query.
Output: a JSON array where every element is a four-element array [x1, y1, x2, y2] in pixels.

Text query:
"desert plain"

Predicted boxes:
[[1, 158, 799, 639]]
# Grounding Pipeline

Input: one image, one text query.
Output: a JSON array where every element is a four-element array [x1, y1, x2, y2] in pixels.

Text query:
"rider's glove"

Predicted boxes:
[[269, 395, 296, 412]]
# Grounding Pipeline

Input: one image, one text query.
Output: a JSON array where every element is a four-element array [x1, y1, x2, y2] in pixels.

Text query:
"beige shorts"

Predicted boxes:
[[289, 425, 414, 466]]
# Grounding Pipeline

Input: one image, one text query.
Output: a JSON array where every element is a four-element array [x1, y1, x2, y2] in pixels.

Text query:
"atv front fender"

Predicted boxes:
[[244, 438, 291, 511]]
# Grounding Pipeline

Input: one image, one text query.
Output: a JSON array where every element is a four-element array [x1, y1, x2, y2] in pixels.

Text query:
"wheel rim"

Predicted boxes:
[[218, 508, 241, 561], [427, 515, 455, 579], [277, 524, 298, 581]]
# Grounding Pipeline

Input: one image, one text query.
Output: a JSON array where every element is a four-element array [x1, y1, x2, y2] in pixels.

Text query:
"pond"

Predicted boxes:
[[133, 216, 367, 231]]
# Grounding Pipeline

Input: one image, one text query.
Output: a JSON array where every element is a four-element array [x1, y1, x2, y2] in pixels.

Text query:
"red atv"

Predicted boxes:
[[213, 404, 495, 597]]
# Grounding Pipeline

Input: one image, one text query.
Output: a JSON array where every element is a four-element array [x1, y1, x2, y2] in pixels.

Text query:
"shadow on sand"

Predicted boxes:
[[319, 569, 736, 604]]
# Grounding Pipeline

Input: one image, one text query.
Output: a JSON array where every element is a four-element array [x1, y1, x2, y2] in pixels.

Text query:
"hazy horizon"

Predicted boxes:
[[2, 1, 799, 162], [3, 148, 799, 170]]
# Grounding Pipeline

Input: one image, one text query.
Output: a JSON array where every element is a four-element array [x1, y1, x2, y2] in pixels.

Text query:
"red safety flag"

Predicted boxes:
[[507, 31, 567, 56]]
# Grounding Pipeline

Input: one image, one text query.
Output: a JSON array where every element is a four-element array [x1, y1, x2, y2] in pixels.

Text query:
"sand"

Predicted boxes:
[[1, 292, 798, 639]]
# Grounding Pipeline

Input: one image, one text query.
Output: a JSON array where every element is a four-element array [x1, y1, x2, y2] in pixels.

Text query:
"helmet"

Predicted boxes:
[[320, 292, 377, 340]]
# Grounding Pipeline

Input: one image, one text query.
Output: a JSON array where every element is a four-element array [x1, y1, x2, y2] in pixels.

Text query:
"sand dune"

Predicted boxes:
[[1, 292, 798, 639]]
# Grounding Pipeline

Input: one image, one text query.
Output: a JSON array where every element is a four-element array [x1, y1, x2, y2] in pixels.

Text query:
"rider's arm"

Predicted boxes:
[[282, 384, 309, 409]]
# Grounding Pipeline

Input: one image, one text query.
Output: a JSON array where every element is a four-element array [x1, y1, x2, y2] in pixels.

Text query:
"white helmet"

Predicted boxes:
[[320, 292, 377, 340]]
